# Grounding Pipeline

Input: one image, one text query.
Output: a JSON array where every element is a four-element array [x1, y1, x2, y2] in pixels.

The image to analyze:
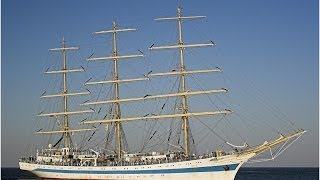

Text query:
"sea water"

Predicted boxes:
[[1, 167, 319, 179]]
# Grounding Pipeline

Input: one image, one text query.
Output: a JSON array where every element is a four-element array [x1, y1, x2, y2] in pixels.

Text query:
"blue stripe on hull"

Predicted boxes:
[[34, 163, 239, 174]]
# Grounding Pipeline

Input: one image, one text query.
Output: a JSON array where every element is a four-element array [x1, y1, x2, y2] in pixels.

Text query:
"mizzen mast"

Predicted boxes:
[[37, 38, 94, 148], [62, 38, 71, 148]]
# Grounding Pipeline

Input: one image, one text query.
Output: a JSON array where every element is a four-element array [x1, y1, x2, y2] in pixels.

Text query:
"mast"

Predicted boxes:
[[85, 21, 144, 160], [82, 8, 232, 157], [77, 8, 307, 165], [150, 7, 214, 157], [177, 7, 190, 156], [36, 38, 94, 148], [62, 38, 69, 148], [112, 21, 122, 160]]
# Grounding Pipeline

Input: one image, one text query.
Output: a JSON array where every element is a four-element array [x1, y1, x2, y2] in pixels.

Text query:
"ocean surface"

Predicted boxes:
[[1, 167, 318, 179]]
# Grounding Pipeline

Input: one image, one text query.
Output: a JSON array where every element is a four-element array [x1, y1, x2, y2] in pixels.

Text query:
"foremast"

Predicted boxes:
[[36, 38, 94, 149], [112, 21, 122, 162], [150, 7, 216, 157]]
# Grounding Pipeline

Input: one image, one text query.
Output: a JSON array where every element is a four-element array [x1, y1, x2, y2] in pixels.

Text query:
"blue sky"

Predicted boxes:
[[2, 0, 318, 167]]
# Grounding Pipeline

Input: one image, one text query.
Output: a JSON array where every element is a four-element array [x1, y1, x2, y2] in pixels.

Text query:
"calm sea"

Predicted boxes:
[[1, 167, 319, 179]]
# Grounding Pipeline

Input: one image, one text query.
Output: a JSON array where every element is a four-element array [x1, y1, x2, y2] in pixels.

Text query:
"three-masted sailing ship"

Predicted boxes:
[[19, 7, 305, 179]]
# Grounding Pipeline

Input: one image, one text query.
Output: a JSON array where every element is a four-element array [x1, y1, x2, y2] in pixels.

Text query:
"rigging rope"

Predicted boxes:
[[247, 133, 304, 163]]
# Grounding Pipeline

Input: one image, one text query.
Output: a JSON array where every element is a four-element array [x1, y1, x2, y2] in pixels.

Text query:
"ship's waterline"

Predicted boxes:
[[20, 154, 253, 179]]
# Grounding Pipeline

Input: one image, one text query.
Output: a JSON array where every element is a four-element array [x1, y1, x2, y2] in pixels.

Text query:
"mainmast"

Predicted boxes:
[[84, 21, 144, 160], [177, 7, 190, 156], [62, 38, 70, 148], [36, 38, 94, 148]]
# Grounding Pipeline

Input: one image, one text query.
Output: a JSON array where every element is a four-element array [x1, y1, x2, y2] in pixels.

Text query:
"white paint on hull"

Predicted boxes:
[[20, 154, 254, 179]]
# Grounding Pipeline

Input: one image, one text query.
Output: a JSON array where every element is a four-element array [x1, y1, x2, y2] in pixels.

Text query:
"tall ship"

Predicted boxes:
[[19, 7, 305, 179]]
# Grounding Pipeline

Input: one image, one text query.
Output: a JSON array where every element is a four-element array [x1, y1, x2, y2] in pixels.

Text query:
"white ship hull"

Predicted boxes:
[[19, 154, 254, 179]]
